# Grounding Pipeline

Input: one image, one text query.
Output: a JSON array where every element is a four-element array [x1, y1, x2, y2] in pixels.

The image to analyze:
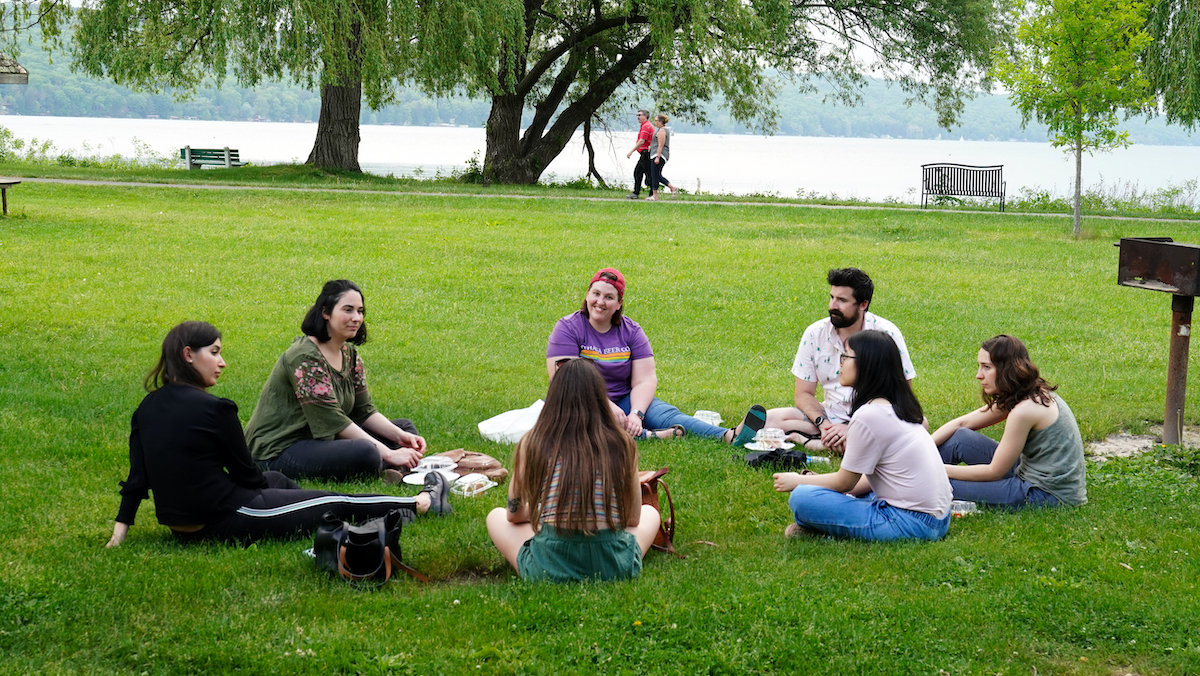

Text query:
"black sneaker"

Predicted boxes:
[[421, 472, 453, 516], [626, 193, 641, 199]]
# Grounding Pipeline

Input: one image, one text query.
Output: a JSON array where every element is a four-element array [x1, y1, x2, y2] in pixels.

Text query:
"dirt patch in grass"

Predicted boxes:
[[1086, 424, 1200, 461]]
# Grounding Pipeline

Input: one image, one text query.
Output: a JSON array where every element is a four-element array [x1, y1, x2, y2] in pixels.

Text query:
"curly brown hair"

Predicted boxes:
[[980, 335, 1056, 412]]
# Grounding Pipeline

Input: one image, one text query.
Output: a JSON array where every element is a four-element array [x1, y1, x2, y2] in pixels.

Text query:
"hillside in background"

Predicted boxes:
[[1, 34, 1195, 145]]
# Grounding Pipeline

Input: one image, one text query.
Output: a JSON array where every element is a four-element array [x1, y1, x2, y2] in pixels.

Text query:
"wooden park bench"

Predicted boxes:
[[921, 163, 1006, 211], [0, 177, 19, 215], [180, 146, 247, 170]]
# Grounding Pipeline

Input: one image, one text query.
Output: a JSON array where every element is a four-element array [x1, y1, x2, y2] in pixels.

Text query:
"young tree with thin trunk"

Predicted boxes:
[[993, 0, 1155, 235], [71, 0, 517, 172]]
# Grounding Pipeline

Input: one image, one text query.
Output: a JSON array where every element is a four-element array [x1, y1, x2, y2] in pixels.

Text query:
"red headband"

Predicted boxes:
[[590, 268, 626, 298]]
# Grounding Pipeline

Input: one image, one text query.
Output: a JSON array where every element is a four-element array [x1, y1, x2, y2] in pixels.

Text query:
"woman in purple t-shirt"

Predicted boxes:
[[545, 268, 733, 441]]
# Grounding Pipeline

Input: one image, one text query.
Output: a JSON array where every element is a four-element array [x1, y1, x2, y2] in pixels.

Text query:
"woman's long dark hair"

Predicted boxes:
[[144, 321, 221, 391], [301, 279, 368, 345], [980, 335, 1056, 412], [519, 358, 637, 533], [847, 330, 923, 424]]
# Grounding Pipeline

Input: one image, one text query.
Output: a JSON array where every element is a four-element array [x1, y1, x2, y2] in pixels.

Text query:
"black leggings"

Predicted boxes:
[[265, 418, 419, 481], [176, 472, 419, 544], [650, 157, 670, 193]]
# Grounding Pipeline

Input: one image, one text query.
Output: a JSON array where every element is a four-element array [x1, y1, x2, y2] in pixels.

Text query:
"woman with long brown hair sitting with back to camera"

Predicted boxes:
[[486, 357, 660, 582]]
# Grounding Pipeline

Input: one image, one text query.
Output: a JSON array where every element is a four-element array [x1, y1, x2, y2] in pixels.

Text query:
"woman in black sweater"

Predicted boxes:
[[108, 321, 451, 547]]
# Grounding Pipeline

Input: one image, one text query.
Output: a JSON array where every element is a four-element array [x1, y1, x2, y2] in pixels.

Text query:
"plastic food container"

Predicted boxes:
[[451, 473, 498, 497], [694, 410, 723, 426], [950, 500, 979, 517], [753, 427, 786, 449], [415, 457, 457, 472]]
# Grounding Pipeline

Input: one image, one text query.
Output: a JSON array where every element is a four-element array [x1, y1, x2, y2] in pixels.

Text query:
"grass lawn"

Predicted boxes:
[[1, 179, 1198, 675]]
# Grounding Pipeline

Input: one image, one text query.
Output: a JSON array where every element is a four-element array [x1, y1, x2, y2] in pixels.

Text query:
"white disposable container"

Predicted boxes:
[[694, 410, 723, 426], [753, 427, 786, 449], [451, 473, 498, 497], [950, 500, 979, 516]]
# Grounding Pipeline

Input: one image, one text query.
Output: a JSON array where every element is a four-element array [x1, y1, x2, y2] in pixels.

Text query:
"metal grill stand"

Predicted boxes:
[[1117, 237, 1200, 445]]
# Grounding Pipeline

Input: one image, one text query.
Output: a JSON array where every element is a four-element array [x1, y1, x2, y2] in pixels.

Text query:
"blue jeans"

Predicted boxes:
[[788, 486, 950, 542], [938, 428, 1060, 509], [613, 395, 728, 439]]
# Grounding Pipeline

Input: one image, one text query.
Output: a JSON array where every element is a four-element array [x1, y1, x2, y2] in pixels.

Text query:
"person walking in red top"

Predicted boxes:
[[625, 109, 653, 199]]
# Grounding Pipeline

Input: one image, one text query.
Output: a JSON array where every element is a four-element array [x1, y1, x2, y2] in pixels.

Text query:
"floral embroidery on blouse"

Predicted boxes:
[[293, 359, 338, 406], [351, 354, 368, 393]]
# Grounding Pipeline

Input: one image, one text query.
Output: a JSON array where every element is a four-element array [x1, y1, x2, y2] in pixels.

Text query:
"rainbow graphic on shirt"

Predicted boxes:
[[580, 347, 631, 364]]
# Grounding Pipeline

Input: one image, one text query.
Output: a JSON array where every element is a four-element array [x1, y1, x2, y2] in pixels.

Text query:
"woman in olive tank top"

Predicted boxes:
[[931, 335, 1087, 509]]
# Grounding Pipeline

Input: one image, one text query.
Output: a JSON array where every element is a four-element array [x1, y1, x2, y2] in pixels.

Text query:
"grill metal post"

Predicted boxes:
[[1165, 294, 1194, 445]]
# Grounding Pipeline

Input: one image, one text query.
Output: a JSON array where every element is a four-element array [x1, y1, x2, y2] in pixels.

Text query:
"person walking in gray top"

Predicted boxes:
[[932, 335, 1087, 509], [646, 114, 678, 201]]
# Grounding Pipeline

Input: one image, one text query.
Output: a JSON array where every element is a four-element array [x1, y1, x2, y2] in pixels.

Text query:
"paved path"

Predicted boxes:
[[17, 176, 1200, 224]]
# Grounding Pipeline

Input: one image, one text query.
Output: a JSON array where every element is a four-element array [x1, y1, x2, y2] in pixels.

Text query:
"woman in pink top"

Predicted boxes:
[[773, 330, 952, 541]]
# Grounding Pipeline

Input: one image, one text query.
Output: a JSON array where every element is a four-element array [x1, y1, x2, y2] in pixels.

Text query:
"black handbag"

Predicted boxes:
[[313, 509, 427, 588]]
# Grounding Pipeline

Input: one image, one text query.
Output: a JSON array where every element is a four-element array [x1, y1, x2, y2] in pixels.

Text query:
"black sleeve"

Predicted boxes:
[[115, 411, 149, 525], [215, 399, 268, 490]]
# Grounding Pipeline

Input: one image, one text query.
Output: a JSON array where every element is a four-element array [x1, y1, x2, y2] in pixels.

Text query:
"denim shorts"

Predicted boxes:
[[517, 525, 642, 583]]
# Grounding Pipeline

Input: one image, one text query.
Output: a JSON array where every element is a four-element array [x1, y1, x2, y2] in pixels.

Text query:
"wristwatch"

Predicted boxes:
[[812, 415, 826, 428], [633, 409, 645, 420]]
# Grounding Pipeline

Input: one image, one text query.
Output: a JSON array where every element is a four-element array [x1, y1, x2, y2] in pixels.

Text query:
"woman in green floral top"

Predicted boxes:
[[245, 280, 427, 481]]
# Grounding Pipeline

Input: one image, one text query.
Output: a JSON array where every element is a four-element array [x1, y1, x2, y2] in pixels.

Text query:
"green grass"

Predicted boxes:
[[1, 180, 1199, 675]]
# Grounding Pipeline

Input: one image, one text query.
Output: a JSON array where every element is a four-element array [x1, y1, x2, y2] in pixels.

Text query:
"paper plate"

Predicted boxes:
[[402, 469, 460, 485], [743, 441, 795, 451]]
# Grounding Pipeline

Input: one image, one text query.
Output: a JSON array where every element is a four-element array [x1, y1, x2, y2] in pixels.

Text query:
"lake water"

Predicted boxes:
[[4, 114, 1200, 202]]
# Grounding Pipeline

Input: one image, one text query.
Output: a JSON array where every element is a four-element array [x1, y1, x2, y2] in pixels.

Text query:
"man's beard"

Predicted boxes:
[[829, 308, 859, 329]]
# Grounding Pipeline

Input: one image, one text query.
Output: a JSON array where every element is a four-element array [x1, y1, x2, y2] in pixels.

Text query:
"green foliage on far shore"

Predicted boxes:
[[2, 25, 1197, 145], [1, 181, 1199, 674]]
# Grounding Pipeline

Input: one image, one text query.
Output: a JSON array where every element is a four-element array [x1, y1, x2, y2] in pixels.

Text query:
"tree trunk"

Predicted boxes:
[[484, 94, 553, 184], [583, 116, 608, 189], [306, 25, 364, 173], [1080, 136, 1089, 236], [306, 77, 363, 172]]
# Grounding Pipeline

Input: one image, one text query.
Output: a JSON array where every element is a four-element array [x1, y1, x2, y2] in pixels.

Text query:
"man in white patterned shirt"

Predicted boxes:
[[761, 268, 915, 454]]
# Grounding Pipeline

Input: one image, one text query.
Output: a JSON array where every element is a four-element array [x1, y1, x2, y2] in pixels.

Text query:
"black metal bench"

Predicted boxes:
[[921, 163, 1006, 211], [180, 146, 247, 170]]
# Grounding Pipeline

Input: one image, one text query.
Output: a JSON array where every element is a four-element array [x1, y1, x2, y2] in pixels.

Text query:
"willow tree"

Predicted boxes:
[[1144, 0, 1200, 127], [994, 0, 1154, 235], [478, 0, 1007, 185], [72, 0, 517, 171], [1, 1, 71, 57]]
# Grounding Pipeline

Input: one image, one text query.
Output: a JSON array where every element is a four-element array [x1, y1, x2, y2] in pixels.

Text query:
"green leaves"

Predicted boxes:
[[992, 0, 1155, 151], [1143, 0, 1200, 128]]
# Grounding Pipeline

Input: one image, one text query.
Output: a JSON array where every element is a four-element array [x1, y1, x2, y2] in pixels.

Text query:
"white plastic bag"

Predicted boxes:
[[477, 399, 544, 444]]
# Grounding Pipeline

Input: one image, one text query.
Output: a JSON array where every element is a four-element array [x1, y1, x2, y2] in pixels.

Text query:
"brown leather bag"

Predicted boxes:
[[639, 467, 678, 555], [433, 449, 509, 483]]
